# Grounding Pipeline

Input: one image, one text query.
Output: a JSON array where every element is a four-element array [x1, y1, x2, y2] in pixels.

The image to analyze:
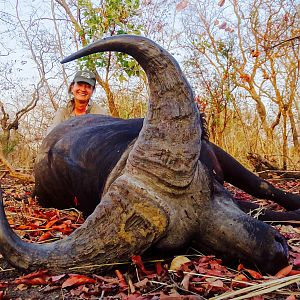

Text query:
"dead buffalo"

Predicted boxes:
[[34, 115, 300, 221], [35, 116, 300, 220], [0, 35, 297, 275]]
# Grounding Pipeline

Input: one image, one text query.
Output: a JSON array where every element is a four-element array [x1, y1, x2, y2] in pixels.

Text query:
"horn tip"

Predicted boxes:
[[60, 58, 69, 64]]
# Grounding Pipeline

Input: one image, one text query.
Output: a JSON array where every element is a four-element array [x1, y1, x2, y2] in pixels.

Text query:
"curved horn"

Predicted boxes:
[[62, 35, 201, 188], [0, 35, 201, 271], [0, 183, 168, 271]]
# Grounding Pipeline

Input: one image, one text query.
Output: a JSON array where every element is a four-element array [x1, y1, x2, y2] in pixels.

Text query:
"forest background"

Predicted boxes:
[[0, 0, 299, 173]]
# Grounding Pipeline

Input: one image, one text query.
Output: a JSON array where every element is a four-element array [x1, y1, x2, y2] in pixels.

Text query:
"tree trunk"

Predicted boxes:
[[249, 87, 272, 140], [0, 128, 10, 153], [103, 82, 119, 118], [282, 111, 288, 170], [288, 109, 300, 151]]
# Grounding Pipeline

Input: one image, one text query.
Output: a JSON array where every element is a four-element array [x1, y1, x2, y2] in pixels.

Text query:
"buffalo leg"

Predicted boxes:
[[211, 143, 300, 211], [235, 199, 300, 225]]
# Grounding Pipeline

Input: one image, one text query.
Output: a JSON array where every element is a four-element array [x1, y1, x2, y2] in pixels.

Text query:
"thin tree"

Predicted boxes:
[[181, 0, 300, 169], [54, 0, 144, 117]]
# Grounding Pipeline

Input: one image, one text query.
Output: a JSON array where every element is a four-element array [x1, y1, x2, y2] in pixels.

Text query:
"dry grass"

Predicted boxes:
[[205, 108, 300, 171]]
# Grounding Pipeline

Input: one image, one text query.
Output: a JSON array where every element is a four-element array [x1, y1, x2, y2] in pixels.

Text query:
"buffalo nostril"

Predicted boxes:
[[261, 235, 289, 275]]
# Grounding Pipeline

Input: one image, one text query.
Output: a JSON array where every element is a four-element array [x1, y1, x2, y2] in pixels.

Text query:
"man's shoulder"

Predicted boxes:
[[89, 101, 108, 115]]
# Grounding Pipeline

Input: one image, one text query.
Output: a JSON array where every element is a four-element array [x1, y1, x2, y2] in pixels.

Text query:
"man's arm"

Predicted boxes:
[[46, 108, 68, 135]]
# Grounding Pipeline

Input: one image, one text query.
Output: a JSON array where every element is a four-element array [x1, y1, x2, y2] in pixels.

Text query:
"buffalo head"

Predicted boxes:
[[0, 35, 288, 274]]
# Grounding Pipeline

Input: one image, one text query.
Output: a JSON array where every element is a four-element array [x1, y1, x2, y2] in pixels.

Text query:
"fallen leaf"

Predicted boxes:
[[15, 277, 49, 285], [292, 254, 300, 266], [93, 274, 119, 284], [21, 270, 49, 279], [52, 224, 73, 234], [134, 278, 149, 288], [287, 270, 300, 275], [131, 255, 153, 275], [181, 273, 191, 290], [14, 269, 50, 285], [155, 261, 167, 276], [244, 268, 263, 279], [38, 231, 53, 242], [275, 265, 293, 278], [203, 278, 229, 293], [0, 282, 8, 289], [115, 269, 128, 290], [232, 274, 249, 288], [69, 285, 89, 297], [237, 264, 263, 279], [62, 274, 96, 288], [50, 274, 66, 283], [45, 218, 59, 229], [209, 279, 224, 287], [286, 295, 297, 300], [16, 284, 28, 291], [169, 256, 191, 271]]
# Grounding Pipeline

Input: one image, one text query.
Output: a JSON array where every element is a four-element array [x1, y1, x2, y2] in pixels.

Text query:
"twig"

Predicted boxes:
[[37, 237, 61, 243], [143, 281, 171, 296], [168, 272, 206, 298], [210, 274, 300, 300], [68, 261, 132, 271], [0, 267, 15, 273], [248, 206, 266, 219], [99, 290, 105, 300], [269, 35, 300, 49], [265, 220, 300, 224], [168, 270, 255, 287]]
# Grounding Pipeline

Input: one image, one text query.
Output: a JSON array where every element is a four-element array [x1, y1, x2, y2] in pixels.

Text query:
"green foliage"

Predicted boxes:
[[216, 39, 233, 59], [76, 0, 144, 83], [115, 53, 142, 78]]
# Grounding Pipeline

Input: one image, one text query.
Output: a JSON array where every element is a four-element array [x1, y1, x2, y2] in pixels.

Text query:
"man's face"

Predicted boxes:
[[72, 82, 94, 109]]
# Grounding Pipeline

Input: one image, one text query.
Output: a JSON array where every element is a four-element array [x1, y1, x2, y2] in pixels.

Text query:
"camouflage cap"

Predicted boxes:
[[73, 70, 96, 87]]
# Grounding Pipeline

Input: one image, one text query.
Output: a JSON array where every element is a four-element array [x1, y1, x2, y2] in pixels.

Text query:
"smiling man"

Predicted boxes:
[[47, 70, 107, 134]]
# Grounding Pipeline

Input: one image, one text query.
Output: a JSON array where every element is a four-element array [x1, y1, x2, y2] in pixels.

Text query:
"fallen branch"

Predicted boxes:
[[247, 152, 280, 172], [0, 149, 34, 183], [257, 170, 300, 180]]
